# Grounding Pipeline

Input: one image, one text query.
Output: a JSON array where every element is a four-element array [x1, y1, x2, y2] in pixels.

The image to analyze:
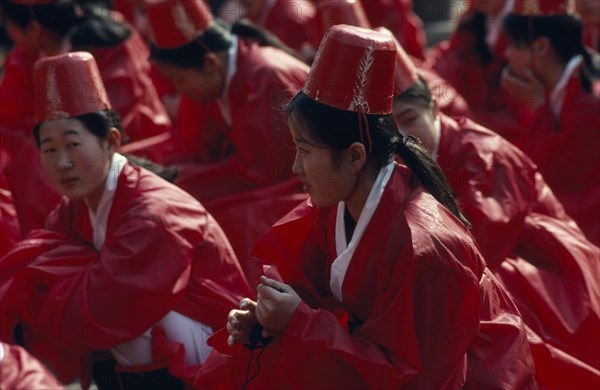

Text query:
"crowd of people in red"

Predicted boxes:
[[0, 0, 598, 388]]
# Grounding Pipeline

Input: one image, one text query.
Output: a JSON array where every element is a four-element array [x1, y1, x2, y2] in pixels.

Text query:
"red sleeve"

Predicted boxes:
[[0, 342, 64, 389], [7, 217, 194, 352], [278, 253, 481, 389], [175, 67, 297, 202]]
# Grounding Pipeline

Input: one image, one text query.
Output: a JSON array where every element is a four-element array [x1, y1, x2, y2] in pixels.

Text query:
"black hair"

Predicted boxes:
[[33, 108, 122, 147], [32, 108, 178, 182], [457, 10, 494, 64], [503, 13, 600, 93], [149, 18, 302, 68], [287, 92, 471, 228], [0, 0, 131, 48], [393, 76, 433, 108]]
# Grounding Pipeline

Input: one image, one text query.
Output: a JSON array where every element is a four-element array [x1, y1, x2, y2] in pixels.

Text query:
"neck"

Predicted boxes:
[[538, 59, 567, 91], [344, 160, 379, 223]]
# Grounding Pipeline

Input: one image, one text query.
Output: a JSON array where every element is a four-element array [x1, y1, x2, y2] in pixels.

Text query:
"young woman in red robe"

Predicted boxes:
[[144, 0, 310, 283], [426, 0, 531, 141], [0, 52, 251, 388], [391, 40, 600, 386], [0, 0, 175, 236], [502, 0, 600, 246], [202, 25, 537, 389]]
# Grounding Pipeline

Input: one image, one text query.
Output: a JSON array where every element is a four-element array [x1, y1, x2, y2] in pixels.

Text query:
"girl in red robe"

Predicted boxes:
[[391, 51, 600, 385], [144, 0, 310, 283], [205, 25, 537, 389], [0, 52, 251, 388], [502, 0, 600, 246], [0, 0, 175, 236]]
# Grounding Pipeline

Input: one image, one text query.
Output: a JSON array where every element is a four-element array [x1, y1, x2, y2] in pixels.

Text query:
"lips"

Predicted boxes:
[[59, 177, 79, 185]]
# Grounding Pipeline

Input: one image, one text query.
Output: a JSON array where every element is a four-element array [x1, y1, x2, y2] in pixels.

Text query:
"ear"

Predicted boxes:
[[106, 128, 122, 151], [532, 37, 551, 57], [347, 142, 367, 174], [202, 52, 222, 73]]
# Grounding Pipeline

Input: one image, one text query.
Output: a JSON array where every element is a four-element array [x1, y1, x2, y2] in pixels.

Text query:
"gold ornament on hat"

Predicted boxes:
[[45, 66, 69, 120], [349, 47, 374, 113], [522, 0, 542, 15], [172, 2, 198, 41]]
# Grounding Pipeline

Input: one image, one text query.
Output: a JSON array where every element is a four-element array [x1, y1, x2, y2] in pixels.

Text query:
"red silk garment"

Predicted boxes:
[[0, 164, 251, 383], [202, 164, 537, 389], [436, 114, 600, 384], [514, 73, 600, 247], [175, 38, 308, 203], [0, 172, 20, 258]]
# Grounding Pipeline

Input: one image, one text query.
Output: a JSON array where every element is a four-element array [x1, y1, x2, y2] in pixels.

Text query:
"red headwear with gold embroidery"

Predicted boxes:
[[303, 24, 396, 115], [34, 52, 112, 123], [374, 27, 418, 96], [143, 0, 213, 49]]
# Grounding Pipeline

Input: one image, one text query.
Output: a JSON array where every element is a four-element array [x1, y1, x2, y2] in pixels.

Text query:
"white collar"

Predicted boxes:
[[0, 342, 4, 364], [87, 152, 127, 250], [330, 163, 395, 302], [432, 115, 441, 162], [218, 35, 238, 126], [550, 55, 583, 118]]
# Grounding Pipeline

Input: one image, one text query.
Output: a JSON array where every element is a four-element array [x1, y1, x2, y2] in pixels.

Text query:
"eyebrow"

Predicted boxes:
[[40, 129, 80, 145], [397, 108, 416, 117]]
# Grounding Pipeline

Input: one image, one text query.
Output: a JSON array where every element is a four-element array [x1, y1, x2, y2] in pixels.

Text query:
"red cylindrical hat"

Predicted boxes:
[[512, 0, 572, 16], [144, 0, 213, 49], [303, 25, 397, 114], [374, 27, 418, 96], [34, 52, 112, 123]]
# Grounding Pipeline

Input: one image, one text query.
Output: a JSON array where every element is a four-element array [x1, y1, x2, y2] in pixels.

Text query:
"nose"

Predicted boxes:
[[56, 150, 74, 170], [292, 152, 303, 176]]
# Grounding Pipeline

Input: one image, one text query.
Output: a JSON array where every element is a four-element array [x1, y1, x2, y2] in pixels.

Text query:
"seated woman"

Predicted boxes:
[[502, 0, 600, 246], [203, 25, 537, 389], [0, 52, 251, 388], [391, 38, 600, 387]]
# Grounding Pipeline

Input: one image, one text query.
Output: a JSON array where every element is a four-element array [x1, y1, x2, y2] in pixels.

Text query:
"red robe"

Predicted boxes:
[[361, 0, 427, 60], [437, 114, 600, 384], [0, 164, 252, 384], [515, 72, 600, 247], [202, 164, 537, 389], [175, 38, 308, 203], [0, 342, 63, 389]]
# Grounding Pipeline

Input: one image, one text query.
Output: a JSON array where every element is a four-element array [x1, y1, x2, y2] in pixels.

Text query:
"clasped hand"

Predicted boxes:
[[227, 276, 301, 346]]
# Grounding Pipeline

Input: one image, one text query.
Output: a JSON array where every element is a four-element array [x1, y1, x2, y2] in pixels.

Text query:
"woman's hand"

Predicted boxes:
[[227, 298, 258, 346], [255, 276, 301, 338], [500, 67, 545, 111]]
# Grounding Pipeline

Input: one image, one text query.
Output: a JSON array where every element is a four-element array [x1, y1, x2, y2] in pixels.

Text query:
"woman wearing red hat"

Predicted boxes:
[[502, 0, 600, 247], [0, 52, 252, 388], [391, 38, 600, 387], [144, 0, 310, 283], [205, 25, 537, 389], [0, 0, 177, 238]]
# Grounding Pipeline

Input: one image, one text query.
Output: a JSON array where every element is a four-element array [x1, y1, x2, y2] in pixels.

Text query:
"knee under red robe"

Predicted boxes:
[[0, 162, 252, 385], [514, 63, 600, 247], [436, 114, 600, 385], [199, 163, 537, 389]]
